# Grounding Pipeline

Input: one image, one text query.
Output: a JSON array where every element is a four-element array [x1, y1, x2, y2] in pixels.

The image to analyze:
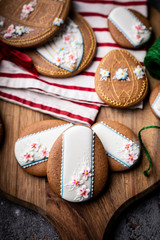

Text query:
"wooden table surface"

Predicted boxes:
[[0, 6, 160, 240]]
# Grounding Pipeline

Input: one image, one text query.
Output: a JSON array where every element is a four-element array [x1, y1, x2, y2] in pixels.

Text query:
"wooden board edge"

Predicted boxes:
[[103, 180, 160, 239]]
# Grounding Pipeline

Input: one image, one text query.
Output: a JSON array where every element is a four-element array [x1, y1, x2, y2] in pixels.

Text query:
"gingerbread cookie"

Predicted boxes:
[[92, 121, 141, 172], [25, 11, 96, 78], [95, 49, 148, 108], [108, 7, 151, 49], [0, 0, 71, 48], [47, 125, 108, 202], [14, 120, 73, 176], [149, 84, 160, 119]]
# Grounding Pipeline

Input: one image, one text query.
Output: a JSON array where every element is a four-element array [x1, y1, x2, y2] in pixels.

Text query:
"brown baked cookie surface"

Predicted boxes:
[[25, 11, 96, 78], [47, 125, 108, 202], [0, 0, 71, 48], [92, 120, 141, 172], [14, 119, 73, 176], [95, 49, 148, 108], [108, 7, 151, 49], [149, 84, 160, 119]]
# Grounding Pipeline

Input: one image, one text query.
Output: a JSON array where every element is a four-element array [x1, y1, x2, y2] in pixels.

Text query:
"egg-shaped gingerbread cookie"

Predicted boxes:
[[26, 11, 96, 78], [95, 49, 148, 108], [108, 7, 152, 49], [14, 120, 73, 176], [47, 125, 108, 202], [92, 120, 141, 172], [149, 84, 160, 119], [0, 0, 71, 48]]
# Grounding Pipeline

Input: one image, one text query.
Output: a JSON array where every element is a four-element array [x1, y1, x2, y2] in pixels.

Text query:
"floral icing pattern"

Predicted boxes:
[[2, 24, 33, 39], [40, 146, 49, 158], [53, 18, 64, 26], [36, 17, 84, 72], [133, 65, 145, 79], [24, 152, 33, 162], [76, 185, 90, 201], [120, 140, 139, 165], [133, 22, 149, 43], [113, 68, 130, 81], [99, 68, 110, 81], [21, 141, 49, 167], [4, 24, 15, 38], [65, 164, 93, 201], [63, 146, 94, 202], [15, 26, 26, 36], [20, 0, 37, 20], [134, 23, 146, 33]]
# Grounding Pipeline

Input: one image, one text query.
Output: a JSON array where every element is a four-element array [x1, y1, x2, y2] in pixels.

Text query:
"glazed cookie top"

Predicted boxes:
[[47, 125, 108, 203], [149, 84, 160, 119], [25, 11, 96, 78], [95, 49, 148, 108], [108, 7, 151, 49], [0, 0, 71, 48], [15, 120, 73, 176], [92, 120, 141, 172]]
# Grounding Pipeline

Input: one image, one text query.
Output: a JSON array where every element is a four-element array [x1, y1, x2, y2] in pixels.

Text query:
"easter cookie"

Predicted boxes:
[[0, 0, 71, 48], [47, 125, 108, 202], [92, 120, 141, 172], [25, 11, 96, 78], [95, 49, 148, 108], [149, 84, 160, 119], [108, 7, 151, 49], [14, 120, 73, 176]]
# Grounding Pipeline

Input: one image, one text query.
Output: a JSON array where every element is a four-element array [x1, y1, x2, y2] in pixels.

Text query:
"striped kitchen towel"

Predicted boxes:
[[0, 0, 147, 126]]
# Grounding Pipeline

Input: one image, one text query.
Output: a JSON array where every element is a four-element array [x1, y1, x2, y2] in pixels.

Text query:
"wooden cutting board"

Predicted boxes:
[[0, 6, 160, 240]]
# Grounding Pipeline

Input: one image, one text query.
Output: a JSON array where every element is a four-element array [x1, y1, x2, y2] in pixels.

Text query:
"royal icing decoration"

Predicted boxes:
[[61, 126, 94, 202], [0, 19, 4, 27], [108, 7, 151, 47], [53, 18, 64, 26], [113, 68, 130, 81], [15, 26, 26, 36], [133, 66, 145, 79], [99, 68, 110, 81], [2, 24, 33, 39], [15, 123, 73, 168], [92, 122, 140, 167], [36, 18, 84, 72], [20, 0, 37, 20], [0, 15, 5, 27], [4, 24, 15, 38], [152, 93, 160, 118]]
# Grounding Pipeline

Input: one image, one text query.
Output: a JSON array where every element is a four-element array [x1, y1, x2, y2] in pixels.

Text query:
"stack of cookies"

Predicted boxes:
[[14, 119, 141, 203], [0, 0, 96, 78]]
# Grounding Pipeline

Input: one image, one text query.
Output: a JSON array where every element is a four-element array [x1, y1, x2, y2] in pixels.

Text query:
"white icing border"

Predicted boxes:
[[15, 123, 73, 168], [108, 7, 151, 47], [60, 126, 95, 202], [92, 121, 140, 168], [152, 93, 160, 118]]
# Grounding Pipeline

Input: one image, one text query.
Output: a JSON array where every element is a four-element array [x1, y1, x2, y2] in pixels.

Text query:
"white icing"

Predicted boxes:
[[152, 93, 160, 118], [61, 125, 94, 202], [92, 122, 140, 167], [36, 18, 84, 72], [108, 7, 151, 47], [15, 123, 73, 168]]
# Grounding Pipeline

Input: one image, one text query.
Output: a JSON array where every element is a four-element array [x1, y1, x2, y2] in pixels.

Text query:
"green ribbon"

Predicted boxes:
[[138, 126, 160, 177], [144, 37, 160, 79]]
